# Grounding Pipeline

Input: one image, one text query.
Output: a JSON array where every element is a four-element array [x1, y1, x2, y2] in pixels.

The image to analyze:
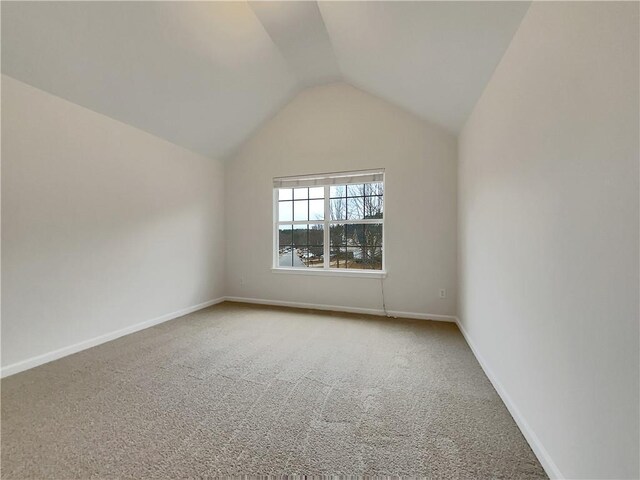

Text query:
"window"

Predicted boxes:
[[274, 170, 385, 275]]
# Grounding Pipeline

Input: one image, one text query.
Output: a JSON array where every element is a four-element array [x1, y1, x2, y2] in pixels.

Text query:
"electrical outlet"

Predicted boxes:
[[438, 288, 446, 299]]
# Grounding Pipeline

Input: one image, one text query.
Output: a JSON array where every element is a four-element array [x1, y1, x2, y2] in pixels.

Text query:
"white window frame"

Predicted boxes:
[[272, 170, 386, 278]]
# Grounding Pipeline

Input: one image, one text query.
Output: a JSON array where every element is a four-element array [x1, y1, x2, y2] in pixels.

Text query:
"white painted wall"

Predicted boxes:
[[226, 83, 457, 317], [458, 3, 639, 479], [1, 75, 225, 371]]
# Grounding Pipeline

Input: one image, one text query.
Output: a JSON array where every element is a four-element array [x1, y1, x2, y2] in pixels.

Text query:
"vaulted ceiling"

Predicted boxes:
[[1, 1, 530, 159]]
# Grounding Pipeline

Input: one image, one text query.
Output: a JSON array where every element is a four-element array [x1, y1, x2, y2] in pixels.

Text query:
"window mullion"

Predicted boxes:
[[324, 185, 330, 269], [274, 188, 278, 268], [327, 219, 384, 225]]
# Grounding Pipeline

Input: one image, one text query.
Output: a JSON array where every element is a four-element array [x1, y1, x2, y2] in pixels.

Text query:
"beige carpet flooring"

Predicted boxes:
[[1, 302, 546, 478]]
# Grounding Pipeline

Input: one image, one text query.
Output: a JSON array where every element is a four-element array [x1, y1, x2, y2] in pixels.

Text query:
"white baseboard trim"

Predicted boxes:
[[224, 296, 457, 323], [0, 297, 226, 378], [455, 317, 563, 480]]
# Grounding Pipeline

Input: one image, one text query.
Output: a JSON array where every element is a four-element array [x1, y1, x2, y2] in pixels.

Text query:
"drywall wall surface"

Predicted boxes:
[[226, 83, 457, 316], [458, 2, 639, 478], [1, 75, 225, 369]]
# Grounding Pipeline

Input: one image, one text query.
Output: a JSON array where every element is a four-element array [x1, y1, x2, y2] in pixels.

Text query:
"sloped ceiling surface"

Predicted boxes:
[[1, 1, 297, 159], [1, 1, 530, 159], [249, 1, 341, 88], [318, 1, 531, 132]]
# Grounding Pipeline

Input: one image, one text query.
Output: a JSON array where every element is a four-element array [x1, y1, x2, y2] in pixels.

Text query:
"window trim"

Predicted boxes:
[[272, 171, 386, 276], [271, 267, 387, 278]]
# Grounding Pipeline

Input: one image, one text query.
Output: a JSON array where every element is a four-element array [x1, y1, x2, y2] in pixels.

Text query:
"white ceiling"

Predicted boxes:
[[1, 1, 297, 159], [318, 1, 531, 132], [1, 1, 530, 159], [249, 1, 341, 88]]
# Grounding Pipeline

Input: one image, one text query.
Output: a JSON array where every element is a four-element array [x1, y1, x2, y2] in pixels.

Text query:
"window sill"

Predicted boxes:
[[271, 267, 387, 279]]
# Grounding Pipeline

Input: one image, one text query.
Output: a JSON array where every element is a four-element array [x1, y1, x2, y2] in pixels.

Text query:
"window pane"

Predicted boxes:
[[309, 199, 324, 221], [345, 246, 366, 269], [330, 198, 346, 220], [365, 182, 384, 196], [278, 188, 293, 201], [365, 196, 383, 219], [294, 188, 308, 200], [278, 247, 296, 267], [372, 246, 384, 269], [366, 246, 383, 269], [280, 224, 325, 269], [309, 224, 324, 245], [309, 187, 324, 199], [330, 247, 348, 269], [332, 223, 383, 247], [329, 224, 346, 247], [346, 246, 382, 270], [346, 246, 361, 268], [279, 225, 293, 246], [278, 201, 292, 221], [292, 224, 307, 246], [330, 185, 346, 198], [347, 184, 365, 197], [346, 197, 365, 220], [304, 246, 324, 268], [364, 223, 383, 246], [345, 223, 366, 245], [293, 200, 308, 221], [331, 223, 383, 265], [331, 246, 359, 269]]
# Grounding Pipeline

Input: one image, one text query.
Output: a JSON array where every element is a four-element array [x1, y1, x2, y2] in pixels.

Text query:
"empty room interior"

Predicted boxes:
[[1, 1, 639, 479]]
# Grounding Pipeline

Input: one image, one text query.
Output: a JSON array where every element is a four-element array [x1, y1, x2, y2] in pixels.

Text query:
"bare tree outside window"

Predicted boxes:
[[329, 182, 383, 269]]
